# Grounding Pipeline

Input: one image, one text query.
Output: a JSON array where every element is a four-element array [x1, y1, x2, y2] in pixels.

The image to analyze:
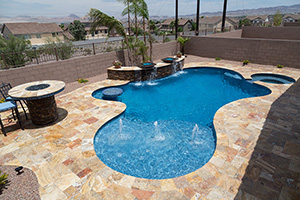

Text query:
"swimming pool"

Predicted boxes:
[[93, 67, 271, 179]]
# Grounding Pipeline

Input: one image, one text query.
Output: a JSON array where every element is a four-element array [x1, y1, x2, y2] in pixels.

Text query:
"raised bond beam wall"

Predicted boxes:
[[107, 57, 185, 81], [0, 42, 178, 87], [185, 36, 300, 69]]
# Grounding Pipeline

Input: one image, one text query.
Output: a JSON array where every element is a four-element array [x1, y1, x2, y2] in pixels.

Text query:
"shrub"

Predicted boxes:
[[105, 46, 113, 52], [243, 60, 250, 66], [0, 170, 8, 185], [77, 78, 89, 83], [277, 64, 284, 68], [83, 48, 92, 55], [163, 37, 171, 43], [215, 57, 221, 61], [0, 35, 31, 68], [41, 37, 74, 60]]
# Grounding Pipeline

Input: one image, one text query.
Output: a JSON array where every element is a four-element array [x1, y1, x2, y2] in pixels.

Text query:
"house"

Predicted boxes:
[[159, 19, 193, 32], [282, 14, 300, 23], [1, 22, 65, 45], [245, 15, 269, 26], [196, 16, 238, 33]]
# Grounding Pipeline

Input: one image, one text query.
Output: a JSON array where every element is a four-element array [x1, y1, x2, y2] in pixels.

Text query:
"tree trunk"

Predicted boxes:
[[148, 20, 153, 61], [135, 11, 138, 39], [143, 17, 146, 44], [128, 1, 131, 36], [124, 34, 132, 65]]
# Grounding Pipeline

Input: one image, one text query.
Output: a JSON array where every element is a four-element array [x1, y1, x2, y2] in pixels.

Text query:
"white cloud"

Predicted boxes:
[[0, 0, 299, 18]]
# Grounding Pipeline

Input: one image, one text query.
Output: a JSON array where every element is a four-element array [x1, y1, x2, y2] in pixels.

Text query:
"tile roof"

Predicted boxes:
[[2, 22, 63, 35], [161, 19, 191, 26], [63, 31, 74, 40], [283, 14, 300, 20], [245, 15, 268, 21], [194, 16, 238, 25], [197, 16, 222, 24]]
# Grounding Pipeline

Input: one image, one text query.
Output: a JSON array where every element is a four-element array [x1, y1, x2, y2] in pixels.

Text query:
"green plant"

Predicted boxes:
[[176, 51, 182, 58], [112, 60, 122, 67], [215, 57, 221, 61], [163, 37, 171, 43], [41, 37, 74, 60], [239, 18, 251, 27], [0, 170, 8, 185], [0, 35, 31, 68], [77, 78, 89, 83], [83, 48, 92, 55], [176, 36, 190, 54], [0, 98, 5, 103], [105, 46, 113, 52], [69, 20, 86, 41], [277, 64, 284, 68], [136, 40, 150, 63], [243, 60, 250, 66], [273, 10, 282, 26]]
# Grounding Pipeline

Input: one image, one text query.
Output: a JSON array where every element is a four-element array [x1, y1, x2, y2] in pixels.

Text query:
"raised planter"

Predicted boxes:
[[107, 56, 185, 81]]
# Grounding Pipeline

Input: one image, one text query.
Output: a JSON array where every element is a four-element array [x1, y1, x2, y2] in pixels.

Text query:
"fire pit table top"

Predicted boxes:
[[8, 80, 65, 100]]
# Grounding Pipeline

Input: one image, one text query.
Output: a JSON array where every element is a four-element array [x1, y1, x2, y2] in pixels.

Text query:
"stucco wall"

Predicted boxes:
[[2, 27, 12, 39], [0, 41, 178, 87], [241, 26, 300, 40], [29, 33, 64, 45], [185, 36, 300, 68]]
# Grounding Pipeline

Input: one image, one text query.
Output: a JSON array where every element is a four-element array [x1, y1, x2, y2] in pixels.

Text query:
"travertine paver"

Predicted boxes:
[[1, 60, 300, 200]]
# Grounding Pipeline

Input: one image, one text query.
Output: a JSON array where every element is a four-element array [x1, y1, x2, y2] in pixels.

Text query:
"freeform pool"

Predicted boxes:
[[93, 67, 271, 179]]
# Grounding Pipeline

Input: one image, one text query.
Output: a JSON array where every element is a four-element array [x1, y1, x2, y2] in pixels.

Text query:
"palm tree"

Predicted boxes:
[[88, 8, 132, 64], [149, 20, 156, 32], [138, 0, 149, 44], [118, 0, 132, 36], [169, 20, 175, 33]]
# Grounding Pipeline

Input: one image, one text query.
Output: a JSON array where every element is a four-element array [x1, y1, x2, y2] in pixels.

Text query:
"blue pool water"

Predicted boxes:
[[93, 67, 271, 179]]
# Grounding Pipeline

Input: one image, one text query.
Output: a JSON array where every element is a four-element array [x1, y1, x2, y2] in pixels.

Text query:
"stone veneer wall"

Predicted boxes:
[[0, 41, 178, 87], [185, 36, 300, 68], [241, 26, 300, 40], [107, 60, 184, 81]]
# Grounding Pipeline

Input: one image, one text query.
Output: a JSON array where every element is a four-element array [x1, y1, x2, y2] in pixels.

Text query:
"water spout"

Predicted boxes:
[[147, 67, 158, 86], [154, 121, 165, 141], [171, 60, 177, 74], [119, 118, 123, 135], [192, 124, 202, 145], [119, 118, 129, 140]]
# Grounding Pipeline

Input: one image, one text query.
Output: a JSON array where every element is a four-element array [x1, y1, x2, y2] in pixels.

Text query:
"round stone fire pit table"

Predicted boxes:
[[8, 80, 65, 125]]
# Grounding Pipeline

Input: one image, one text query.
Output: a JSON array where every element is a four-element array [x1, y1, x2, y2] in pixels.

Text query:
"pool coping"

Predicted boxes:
[[78, 63, 300, 198], [1, 62, 300, 199]]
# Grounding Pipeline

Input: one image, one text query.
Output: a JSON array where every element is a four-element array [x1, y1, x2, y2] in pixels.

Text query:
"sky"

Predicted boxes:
[[0, 0, 299, 18]]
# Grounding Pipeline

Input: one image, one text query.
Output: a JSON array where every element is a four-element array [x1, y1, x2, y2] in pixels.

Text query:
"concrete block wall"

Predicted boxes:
[[0, 41, 178, 87], [185, 36, 300, 68], [241, 26, 300, 40]]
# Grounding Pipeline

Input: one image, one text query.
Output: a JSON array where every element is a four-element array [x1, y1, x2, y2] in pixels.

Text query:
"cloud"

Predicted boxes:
[[0, 0, 299, 18], [0, 0, 52, 16]]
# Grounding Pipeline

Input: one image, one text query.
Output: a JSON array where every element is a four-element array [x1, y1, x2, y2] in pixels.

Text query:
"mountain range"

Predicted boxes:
[[0, 4, 299, 24]]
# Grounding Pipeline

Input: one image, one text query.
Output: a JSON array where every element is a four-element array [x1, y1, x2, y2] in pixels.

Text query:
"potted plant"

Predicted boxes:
[[176, 51, 182, 58], [112, 60, 122, 68]]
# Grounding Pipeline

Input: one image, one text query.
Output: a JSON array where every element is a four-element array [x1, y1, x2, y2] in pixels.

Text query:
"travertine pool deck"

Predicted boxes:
[[1, 61, 300, 200]]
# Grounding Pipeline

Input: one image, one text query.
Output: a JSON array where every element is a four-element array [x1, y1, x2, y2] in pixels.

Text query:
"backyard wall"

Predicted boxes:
[[0, 41, 177, 87], [241, 26, 300, 40], [185, 36, 300, 68]]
